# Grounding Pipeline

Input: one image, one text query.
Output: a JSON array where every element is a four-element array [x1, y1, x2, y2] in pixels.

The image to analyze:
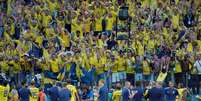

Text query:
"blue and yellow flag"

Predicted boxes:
[[57, 67, 66, 81]]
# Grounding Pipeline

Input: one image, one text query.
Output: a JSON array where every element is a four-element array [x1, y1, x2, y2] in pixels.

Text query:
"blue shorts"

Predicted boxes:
[[119, 72, 126, 80], [135, 73, 143, 81]]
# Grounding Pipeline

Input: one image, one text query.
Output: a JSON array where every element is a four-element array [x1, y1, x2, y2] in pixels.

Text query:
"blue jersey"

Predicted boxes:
[[147, 87, 165, 101], [133, 87, 144, 101], [98, 85, 108, 101], [58, 88, 71, 101], [165, 87, 179, 101], [18, 87, 31, 101], [122, 87, 130, 101]]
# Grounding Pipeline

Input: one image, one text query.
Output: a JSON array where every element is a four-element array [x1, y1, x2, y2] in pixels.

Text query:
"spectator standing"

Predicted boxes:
[[58, 83, 71, 101], [48, 82, 60, 101], [66, 79, 80, 101], [147, 82, 165, 101], [165, 81, 179, 101], [122, 81, 135, 101], [80, 84, 94, 101], [112, 83, 122, 101], [132, 81, 144, 101], [10, 85, 19, 101], [18, 81, 31, 101], [29, 81, 39, 101], [97, 79, 108, 101], [193, 54, 201, 94], [38, 88, 46, 101]]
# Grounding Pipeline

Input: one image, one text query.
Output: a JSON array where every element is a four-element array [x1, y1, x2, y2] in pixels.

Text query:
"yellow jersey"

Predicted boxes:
[[95, 18, 102, 32], [106, 17, 114, 31], [50, 59, 59, 73], [30, 87, 39, 101], [0, 85, 9, 101], [126, 57, 135, 73], [112, 90, 122, 101], [143, 60, 151, 75], [117, 56, 126, 71], [67, 85, 77, 101]]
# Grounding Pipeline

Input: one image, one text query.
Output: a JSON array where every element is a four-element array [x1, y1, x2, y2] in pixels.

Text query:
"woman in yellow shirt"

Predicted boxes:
[[142, 57, 151, 81]]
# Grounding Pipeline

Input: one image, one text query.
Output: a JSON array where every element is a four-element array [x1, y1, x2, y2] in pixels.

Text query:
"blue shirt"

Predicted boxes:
[[133, 87, 144, 101], [49, 86, 59, 101], [147, 87, 165, 101], [122, 87, 130, 101], [165, 87, 179, 101], [82, 90, 94, 100], [44, 83, 52, 94], [58, 88, 71, 101], [18, 87, 31, 101], [98, 85, 108, 101]]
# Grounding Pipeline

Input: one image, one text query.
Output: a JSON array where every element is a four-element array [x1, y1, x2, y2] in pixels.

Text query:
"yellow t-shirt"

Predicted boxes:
[[60, 32, 70, 47], [42, 14, 52, 27], [67, 85, 77, 101], [50, 59, 59, 73], [147, 40, 155, 51], [135, 41, 144, 56], [43, 49, 49, 60], [100, 56, 107, 71], [111, 61, 118, 73], [97, 39, 104, 49], [106, 17, 114, 31], [83, 18, 91, 33], [197, 40, 201, 52], [1, 60, 9, 72], [30, 87, 39, 101], [35, 35, 43, 46], [176, 88, 185, 101], [112, 90, 122, 101], [10, 61, 21, 73], [46, 0, 58, 14], [175, 61, 182, 73], [143, 60, 151, 75], [172, 14, 180, 29], [117, 56, 126, 71], [0, 85, 9, 101], [72, 19, 83, 39], [187, 43, 193, 53], [126, 57, 135, 73], [95, 18, 102, 31], [96, 59, 104, 74]]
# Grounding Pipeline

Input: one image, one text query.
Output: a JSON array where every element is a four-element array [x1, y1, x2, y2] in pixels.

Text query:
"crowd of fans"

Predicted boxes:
[[0, 0, 201, 101]]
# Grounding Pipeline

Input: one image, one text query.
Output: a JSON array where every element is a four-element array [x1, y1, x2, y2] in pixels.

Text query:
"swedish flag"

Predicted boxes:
[[57, 67, 66, 81]]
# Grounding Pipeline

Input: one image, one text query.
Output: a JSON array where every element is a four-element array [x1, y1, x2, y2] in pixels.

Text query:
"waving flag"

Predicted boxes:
[[57, 67, 66, 81]]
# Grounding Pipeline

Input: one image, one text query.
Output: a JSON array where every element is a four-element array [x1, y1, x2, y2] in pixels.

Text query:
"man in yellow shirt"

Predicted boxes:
[[105, 12, 114, 36], [112, 83, 122, 101], [66, 79, 80, 101], [0, 82, 9, 101], [29, 81, 39, 101]]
